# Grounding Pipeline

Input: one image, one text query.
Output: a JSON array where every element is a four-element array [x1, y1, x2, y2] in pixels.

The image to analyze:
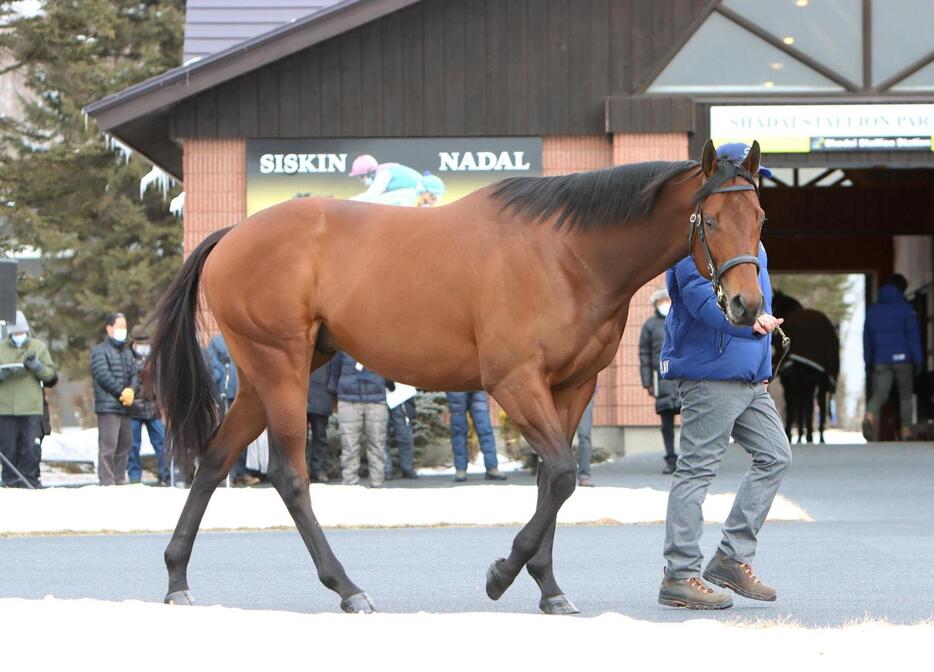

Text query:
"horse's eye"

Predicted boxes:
[[704, 217, 714, 228]]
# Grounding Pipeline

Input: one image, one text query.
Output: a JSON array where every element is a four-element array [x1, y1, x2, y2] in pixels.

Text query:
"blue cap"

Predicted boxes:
[[716, 142, 772, 178]]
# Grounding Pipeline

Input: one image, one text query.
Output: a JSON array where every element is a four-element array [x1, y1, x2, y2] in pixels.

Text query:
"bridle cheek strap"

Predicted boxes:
[[689, 181, 760, 311]]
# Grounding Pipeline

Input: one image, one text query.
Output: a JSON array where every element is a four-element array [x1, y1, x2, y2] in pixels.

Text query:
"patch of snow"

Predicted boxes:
[[417, 451, 525, 476], [0, 483, 811, 535], [0, 598, 929, 671], [41, 428, 155, 465]]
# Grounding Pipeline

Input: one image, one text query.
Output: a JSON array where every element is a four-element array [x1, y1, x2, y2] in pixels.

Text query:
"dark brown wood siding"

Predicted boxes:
[[173, 0, 710, 139]]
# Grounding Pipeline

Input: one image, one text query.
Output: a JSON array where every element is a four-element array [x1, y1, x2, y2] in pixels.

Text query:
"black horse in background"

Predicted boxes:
[[772, 291, 841, 443]]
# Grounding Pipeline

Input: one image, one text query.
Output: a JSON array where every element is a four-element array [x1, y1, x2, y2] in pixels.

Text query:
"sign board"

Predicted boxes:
[[710, 104, 934, 153], [246, 137, 543, 216]]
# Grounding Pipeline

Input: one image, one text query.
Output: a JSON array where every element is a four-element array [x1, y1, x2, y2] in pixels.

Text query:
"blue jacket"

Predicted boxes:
[[863, 283, 923, 366], [327, 352, 388, 404], [660, 244, 772, 383], [206, 335, 238, 402]]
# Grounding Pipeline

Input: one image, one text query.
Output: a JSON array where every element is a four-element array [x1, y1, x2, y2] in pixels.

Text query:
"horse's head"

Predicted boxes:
[[690, 139, 766, 327]]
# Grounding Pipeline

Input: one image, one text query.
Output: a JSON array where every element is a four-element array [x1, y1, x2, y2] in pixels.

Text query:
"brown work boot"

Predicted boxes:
[[703, 549, 777, 602], [658, 573, 733, 610]]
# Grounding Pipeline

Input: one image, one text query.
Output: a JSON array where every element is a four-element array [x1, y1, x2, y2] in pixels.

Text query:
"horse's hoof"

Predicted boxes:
[[340, 592, 376, 614], [164, 590, 194, 605], [485, 558, 513, 601], [539, 594, 579, 615]]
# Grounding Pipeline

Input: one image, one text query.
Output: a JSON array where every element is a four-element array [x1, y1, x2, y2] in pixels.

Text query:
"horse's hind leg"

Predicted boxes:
[[164, 373, 265, 604], [484, 368, 582, 614], [241, 340, 372, 613]]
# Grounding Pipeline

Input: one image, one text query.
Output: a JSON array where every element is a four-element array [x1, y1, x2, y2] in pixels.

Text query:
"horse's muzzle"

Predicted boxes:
[[727, 293, 761, 326]]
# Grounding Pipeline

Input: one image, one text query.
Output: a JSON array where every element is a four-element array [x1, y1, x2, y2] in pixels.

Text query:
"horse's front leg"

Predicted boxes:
[[525, 377, 596, 614], [484, 370, 586, 613]]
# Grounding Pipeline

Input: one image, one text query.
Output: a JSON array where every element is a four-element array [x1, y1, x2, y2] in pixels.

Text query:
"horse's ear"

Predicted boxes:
[[742, 140, 761, 179], [701, 139, 718, 178]]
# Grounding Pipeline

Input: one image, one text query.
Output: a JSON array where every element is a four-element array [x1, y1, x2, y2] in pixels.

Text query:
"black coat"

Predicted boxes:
[[130, 350, 158, 420], [307, 366, 333, 416], [90, 337, 139, 415], [639, 312, 681, 414]]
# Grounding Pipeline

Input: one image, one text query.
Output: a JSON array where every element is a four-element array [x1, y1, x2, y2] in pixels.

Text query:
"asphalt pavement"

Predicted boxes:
[[2, 443, 932, 625]]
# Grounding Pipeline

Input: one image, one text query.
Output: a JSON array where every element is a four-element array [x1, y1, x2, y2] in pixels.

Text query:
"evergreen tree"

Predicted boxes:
[[0, 0, 185, 376]]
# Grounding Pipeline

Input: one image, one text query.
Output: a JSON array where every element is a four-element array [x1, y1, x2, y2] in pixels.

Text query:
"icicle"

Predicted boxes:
[[104, 133, 133, 164], [169, 192, 185, 217], [139, 165, 175, 200]]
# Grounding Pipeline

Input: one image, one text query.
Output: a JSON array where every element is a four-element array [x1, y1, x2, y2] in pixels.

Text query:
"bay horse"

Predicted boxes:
[[147, 139, 767, 614], [772, 291, 840, 443]]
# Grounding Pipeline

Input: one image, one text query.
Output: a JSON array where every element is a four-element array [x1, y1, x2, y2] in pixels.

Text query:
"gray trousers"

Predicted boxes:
[[866, 363, 915, 429], [664, 379, 792, 579], [338, 401, 388, 486], [97, 413, 132, 486]]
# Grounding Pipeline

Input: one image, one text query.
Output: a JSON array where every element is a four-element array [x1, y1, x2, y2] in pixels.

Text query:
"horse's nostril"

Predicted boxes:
[[730, 294, 746, 317]]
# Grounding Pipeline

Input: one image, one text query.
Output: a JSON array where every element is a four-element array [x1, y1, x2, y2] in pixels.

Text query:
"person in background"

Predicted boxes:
[[640, 288, 681, 475], [446, 391, 507, 483], [127, 325, 168, 485], [384, 397, 418, 481], [206, 333, 258, 486], [0, 311, 56, 488], [306, 366, 333, 482], [327, 351, 390, 488], [862, 273, 924, 441], [90, 311, 138, 486], [574, 396, 595, 487]]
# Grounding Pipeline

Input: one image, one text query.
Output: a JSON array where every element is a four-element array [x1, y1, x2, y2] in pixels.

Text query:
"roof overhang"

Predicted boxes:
[[85, 0, 421, 178]]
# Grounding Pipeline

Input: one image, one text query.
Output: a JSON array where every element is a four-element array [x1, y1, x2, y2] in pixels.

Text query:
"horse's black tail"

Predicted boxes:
[[145, 227, 232, 467]]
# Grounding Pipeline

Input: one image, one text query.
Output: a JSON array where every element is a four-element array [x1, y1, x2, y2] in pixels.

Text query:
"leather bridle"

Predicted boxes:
[[688, 180, 761, 315]]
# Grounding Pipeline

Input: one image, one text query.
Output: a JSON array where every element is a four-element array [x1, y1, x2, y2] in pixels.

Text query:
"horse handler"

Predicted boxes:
[[657, 147, 790, 609]]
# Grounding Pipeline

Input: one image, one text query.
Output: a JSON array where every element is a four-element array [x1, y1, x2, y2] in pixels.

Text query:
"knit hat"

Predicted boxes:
[[9, 310, 29, 334]]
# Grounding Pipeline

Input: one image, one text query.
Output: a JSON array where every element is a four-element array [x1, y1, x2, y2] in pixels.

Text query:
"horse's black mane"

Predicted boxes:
[[490, 158, 757, 231]]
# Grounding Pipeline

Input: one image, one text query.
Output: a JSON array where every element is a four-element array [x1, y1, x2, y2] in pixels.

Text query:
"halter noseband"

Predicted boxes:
[[688, 179, 761, 314]]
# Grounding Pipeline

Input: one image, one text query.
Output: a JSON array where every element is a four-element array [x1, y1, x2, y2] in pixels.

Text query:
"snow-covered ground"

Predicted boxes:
[[1, 597, 927, 671], [41, 427, 155, 465], [0, 483, 811, 535]]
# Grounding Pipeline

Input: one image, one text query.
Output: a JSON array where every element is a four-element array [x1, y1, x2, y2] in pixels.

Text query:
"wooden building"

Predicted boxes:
[[88, 0, 934, 447]]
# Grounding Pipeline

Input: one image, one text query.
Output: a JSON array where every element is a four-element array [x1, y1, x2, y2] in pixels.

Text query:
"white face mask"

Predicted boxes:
[[362, 176, 373, 187], [134, 344, 151, 357], [657, 302, 671, 317], [112, 328, 127, 343], [11, 333, 27, 348]]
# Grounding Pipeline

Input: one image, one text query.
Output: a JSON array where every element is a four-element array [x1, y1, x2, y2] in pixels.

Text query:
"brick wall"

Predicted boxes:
[[609, 133, 689, 426], [182, 138, 246, 334]]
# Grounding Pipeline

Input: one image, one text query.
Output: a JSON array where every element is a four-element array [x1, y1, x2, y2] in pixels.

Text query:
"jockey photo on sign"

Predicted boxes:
[[349, 154, 426, 207]]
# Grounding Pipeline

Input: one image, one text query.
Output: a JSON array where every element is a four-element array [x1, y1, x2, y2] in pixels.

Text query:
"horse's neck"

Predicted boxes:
[[598, 203, 692, 302]]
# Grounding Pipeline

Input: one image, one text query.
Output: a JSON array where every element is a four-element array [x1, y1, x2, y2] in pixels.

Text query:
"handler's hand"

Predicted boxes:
[[752, 314, 783, 335], [645, 385, 654, 398]]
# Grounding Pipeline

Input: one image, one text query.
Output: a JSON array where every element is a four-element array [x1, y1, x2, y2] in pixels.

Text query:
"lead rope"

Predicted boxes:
[[773, 324, 791, 376]]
